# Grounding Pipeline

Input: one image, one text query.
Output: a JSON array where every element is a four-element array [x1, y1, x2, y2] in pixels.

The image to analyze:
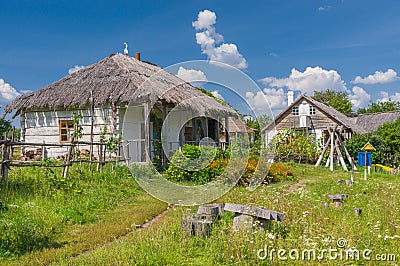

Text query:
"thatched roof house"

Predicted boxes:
[[5, 53, 236, 118], [5, 53, 237, 161]]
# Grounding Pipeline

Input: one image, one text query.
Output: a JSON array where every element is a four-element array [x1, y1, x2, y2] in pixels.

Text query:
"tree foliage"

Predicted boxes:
[[357, 100, 400, 114], [245, 114, 272, 130], [345, 117, 400, 167], [312, 89, 353, 114], [0, 119, 12, 138], [268, 129, 321, 163]]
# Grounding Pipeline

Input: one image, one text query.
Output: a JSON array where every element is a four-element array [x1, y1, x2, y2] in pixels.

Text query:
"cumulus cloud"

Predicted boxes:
[[260, 66, 346, 94], [68, 65, 86, 74], [245, 88, 287, 114], [0, 78, 21, 105], [348, 86, 371, 109], [193, 10, 247, 69], [351, 69, 399, 84], [211, 90, 224, 100], [378, 91, 400, 102], [177, 67, 208, 84]]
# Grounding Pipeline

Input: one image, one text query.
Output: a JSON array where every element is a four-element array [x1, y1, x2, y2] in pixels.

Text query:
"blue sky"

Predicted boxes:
[[2, 0, 400, 119]]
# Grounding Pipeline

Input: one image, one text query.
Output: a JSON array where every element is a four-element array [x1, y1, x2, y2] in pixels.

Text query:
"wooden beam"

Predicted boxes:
[[143, 101, 150, 162], [315, 131, 331, 167]]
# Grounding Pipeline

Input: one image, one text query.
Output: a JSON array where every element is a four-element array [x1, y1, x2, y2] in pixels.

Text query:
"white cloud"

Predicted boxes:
[[245, 88, 287, 114], [260, 66, 346, 94], [351, 69, 399, 84], [348, 86, 371, 108], [20, 90, 33, 94], [318, 6, 332, 11], [211, 90, 224, 100], [68, 65, 85, 74], [378, 91, 400, 102], [0, 78, 21, 105], [176, 67, 208, 85], [193, 10, 247, 69]]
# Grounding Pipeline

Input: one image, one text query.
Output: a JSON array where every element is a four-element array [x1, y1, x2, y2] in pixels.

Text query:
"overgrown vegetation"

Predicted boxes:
[[165, 144, 295, 186], [65, 163, 399, 265], [345, 116, 400, 167], [0, 163, 150, 259], [268, 129, 322, 163]]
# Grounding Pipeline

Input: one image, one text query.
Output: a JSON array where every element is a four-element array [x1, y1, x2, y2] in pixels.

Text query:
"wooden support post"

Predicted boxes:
[[192, 118, 196, 144], [315, 131, 331, 167], [336, 130, 357, 170], [42, 140, 46, 161], [225, 117, 230, 145], [63, 139, 74, 178], [89, 90, 95, 172], [143, 101, 150, 162], [204, 117, 208, 139], [216, 118, 220, 147], [330, 128, 334, 171], [10, 127, 15, 159], [351, 157, 354, 182], [1, 132, 8, 183]]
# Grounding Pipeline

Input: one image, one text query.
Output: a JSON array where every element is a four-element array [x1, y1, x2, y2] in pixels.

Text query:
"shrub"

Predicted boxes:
[[165, 145, 228, 185], [267, 163, 295, 182], [269, 129, 321, 164]]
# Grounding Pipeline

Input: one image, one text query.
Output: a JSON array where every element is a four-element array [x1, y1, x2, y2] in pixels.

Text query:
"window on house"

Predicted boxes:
[[59, 120, 75, 142], [310, 106, 316, 115], [292, 106, 299, 116]]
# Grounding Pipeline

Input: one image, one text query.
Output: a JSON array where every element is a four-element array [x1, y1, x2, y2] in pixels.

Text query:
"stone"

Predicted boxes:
[[346, 180, 353, 186], [337, 179, 343, 184], [323, 202, 329, 208], [354, 208, 362, 215], [328, 194, 348, 201], [232, 214, 255, 232], [333, 201, 343, 208]]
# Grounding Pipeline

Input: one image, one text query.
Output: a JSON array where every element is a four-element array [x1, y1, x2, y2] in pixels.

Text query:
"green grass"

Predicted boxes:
[[68, 164, 399, 265], [1, 163, 399, 265], [0, 163, 167, 265]]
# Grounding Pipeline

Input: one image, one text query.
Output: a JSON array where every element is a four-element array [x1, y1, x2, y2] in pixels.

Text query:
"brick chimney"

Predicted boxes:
[[135, 52, 141, 61]]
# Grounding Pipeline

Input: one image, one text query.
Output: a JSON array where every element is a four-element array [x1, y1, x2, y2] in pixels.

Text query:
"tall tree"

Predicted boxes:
[[357, 100, 400, 114], [0, 119, 12, 138], [312, 89, 353, 114]]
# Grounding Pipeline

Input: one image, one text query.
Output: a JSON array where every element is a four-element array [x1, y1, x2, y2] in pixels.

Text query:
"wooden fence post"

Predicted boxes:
[[1, 132, 9, 183], [89, 90, 94, 172]]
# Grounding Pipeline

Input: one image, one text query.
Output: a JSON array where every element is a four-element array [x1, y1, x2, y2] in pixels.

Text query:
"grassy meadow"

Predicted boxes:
[[0, 162, 399, 265]]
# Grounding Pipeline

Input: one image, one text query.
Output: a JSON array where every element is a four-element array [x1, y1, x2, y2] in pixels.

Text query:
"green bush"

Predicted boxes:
[[268, 129, 321, 164], [165, 145, 228, 184]]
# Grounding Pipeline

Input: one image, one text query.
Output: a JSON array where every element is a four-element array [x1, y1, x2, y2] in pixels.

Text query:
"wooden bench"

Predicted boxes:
[[328, 194, 348, 208], [224, 203, 284, 231]]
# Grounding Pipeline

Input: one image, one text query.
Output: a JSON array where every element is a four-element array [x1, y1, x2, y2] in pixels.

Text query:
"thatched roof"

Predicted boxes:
[[227, 117, 255, 133], [261, 94, 367, 134], [355, 110, 400, 132], [5, 53, 237, 118]]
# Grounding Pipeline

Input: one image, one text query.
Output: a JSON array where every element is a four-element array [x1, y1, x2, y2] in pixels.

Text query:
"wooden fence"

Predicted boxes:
[[0, 133, 125, 183]]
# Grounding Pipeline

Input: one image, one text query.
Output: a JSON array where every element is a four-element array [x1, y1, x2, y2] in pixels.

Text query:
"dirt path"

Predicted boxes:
[[74, 206, 172, 258], [286, 179, 307, 194]]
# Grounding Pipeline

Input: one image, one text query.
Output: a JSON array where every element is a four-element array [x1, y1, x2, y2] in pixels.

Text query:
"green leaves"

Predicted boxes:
[[269, 129, 321, 163], [312, 89, 353, 114]]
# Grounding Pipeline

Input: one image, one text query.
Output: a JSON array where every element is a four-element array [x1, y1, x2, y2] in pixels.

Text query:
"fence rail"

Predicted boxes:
[[0, 133, 125, 183]]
